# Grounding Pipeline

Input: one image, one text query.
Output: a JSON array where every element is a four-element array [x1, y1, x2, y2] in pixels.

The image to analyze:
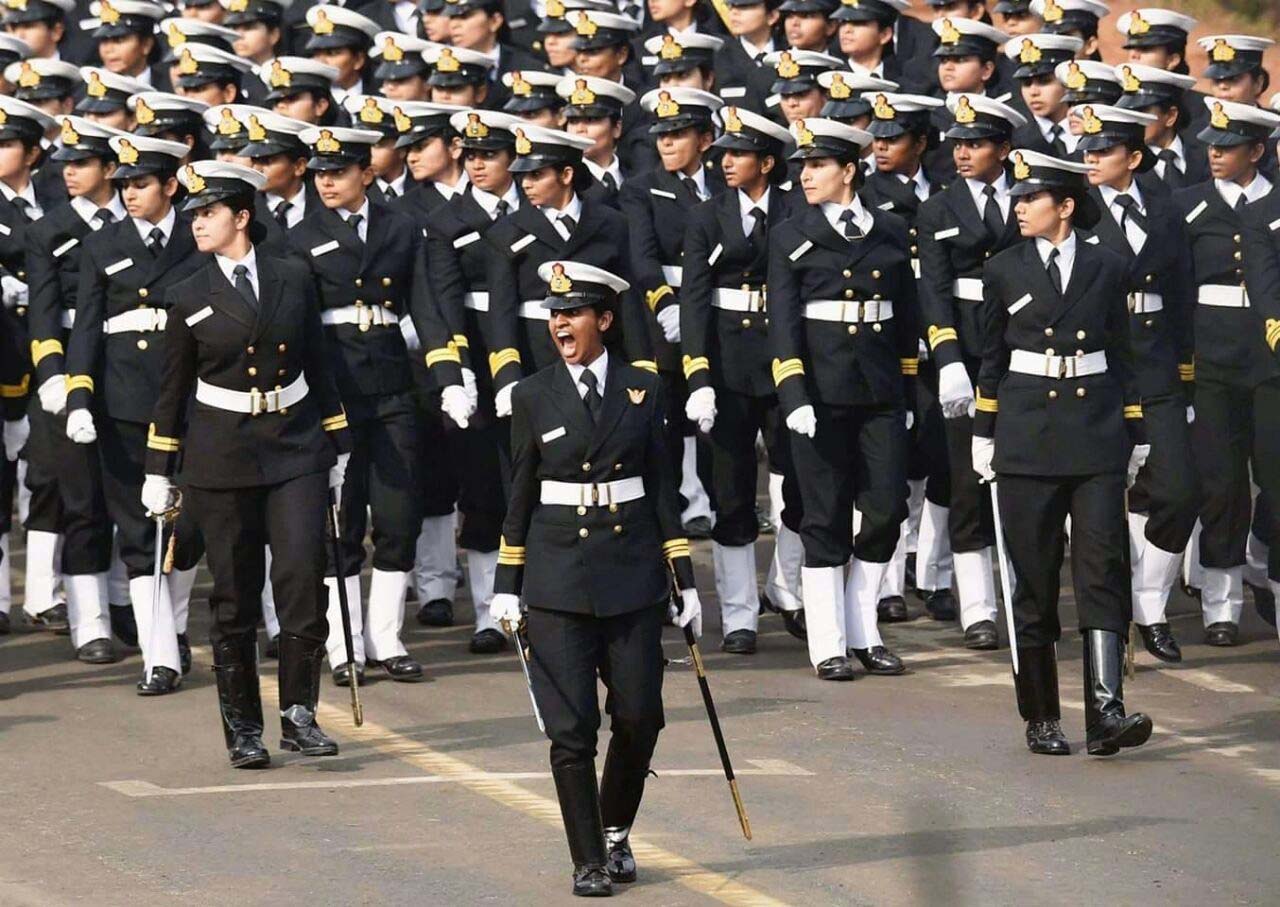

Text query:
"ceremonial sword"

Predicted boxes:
[[501, 616, 545, 733], [988, 481, 1020, 675], [146, 497, 180, 685], [327, 492, 363, 726]]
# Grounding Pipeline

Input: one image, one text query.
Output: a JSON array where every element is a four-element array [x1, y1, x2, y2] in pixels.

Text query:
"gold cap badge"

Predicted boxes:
[[1127, 11, 1150, 36], [514, 127, 532, 155], [1080, 105, 1102, 135], [1211, 38, 1235, 63], [218, 108, 242, 135], [1013, 151, 1030, 181], [98, 0, 120, 25], [569, 78, 595, 106], [575, 12, 597, 37], [269, 59, 291, 88], [1120, 65, 1141, 93], [827, 72, 851, 100], [1210, 101, 1230, 130], [116, 138, 138, 164], [1042, 0, 1063, 23], [549, 263, 572, 294], [724, 106, 743, 134], [938, 18, 961, 46], [228, 0, 248, 11], [511, 71, 532, 97], [382, 36, 403, 62], [247, 114, 266, 142], [87, 71, 107, 97], [184, 164, 205, 193], [1064, 61, 1086, 91], [954, 95, 976, 124], [315, 128, 341, 152], [393, 106, 412, 133], [167, 22, 186, 46], [177, 48, 198, 76], [1019, 38, 1041, 65], [546, 0, 563, 17], [436, 47, 460, 73], [312, 9, 334, 35], [872, 93, 895, 120], [776, 51, 800, 79], [359, 97, 383, 124], [17, 61, 39, 88], [655, 90, 680, 119], [795, 118, 814, 148], [134, 97, 155, 125], [659, 34, 682, 60], [60, 118, 80, 145], [464, 111, 488, 138]]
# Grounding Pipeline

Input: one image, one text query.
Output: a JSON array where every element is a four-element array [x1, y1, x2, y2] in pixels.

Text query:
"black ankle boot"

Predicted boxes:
[[278, 633, 339, 756], [1014, 646, 1069, 755], [211, 632, 269, 769], [600, 736, 651, 883], [1083, 629, 1153, 756], [552, 762, 611, 898]]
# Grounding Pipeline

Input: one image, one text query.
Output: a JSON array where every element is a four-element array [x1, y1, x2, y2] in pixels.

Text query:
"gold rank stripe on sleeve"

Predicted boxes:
[[1266, 318, 1280, 352], [927, 325, 958, 350], [975, 391, 998, 413], [452, 334, 470, 350], [771, 357, 804, 387], [681, 354, 709, 379], [1178, 362, 1196, 382], [900, 357, 919, 376], [322, 412, 349, 432], [424, 342, 462, 367], [65, 374, 94, 394], [645, 284, 674, 312], [1124, 405, 1144, 420], [0, 374, 29, 398], [631, 359, 658, 373], [30, 338, 63, 365], [662, 538, 692, 560], [488, 348, 521, 378], [146, 423, 181, 453], [497, 536, 526, 566]]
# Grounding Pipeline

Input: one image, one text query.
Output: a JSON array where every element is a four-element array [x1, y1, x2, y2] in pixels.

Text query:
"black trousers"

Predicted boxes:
[[526, 603, 665, 771], [707, 389, 799, 546], [411, 369, 459, 521], [0, 452, 14, 536], [331, 391, 424, 576], [1252, 379, 1280, 580], [187, 471, 330, 647], [790, 402, 908, 567], [909, 360, 951, 508], [23, 403, 113, 574], [1128, 393, 1199, 553], [452, 398, 508, 553], [998, 471, 1129, 647]]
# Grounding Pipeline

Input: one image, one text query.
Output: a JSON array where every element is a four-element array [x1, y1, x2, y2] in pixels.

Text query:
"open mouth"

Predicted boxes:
[[554, 326, 576, 357]]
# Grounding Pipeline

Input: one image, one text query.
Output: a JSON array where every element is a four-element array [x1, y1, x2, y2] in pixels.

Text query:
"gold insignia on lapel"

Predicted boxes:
[[382, 36, 403, 62], [570, 78, 595, 106], [87, 71, 107, 97], [359, 97, 383, 124], [312, 8, 334, 35], [548, 262, 572, 294], [134, 97, 155, 125], [315, 128, 341, 152], [627, 387, 646, 404], [392, 106, 412, 133], [1120, 65, 1141, 93], [828, 72, 851, 100], [184, 165, 206, 193], [1080, 106, 1102, 135], [1041, 0, 1063, 24], [177, 48, 198, 76], [1018, 38, 1041, 65], [510, 71, 532, 97], [872, 93, 895, 120], [60, 118, 80, 145], [115, 138, 138, 165], [724, 106, 743, 133], [953, 95, 975, 124], [269, 59, 291, 88], [1127, 11, 1150, 36], [17, 62, 39, 88], [938, 18, 961, 46], [436, 47, 461, 73], [1064, 61, 1086, 91], [659, 34, 683, 60], [218, 108, 242, 135], [514, 127, 532, 155], [776, 51, 800, 79], [1211, 38, 1234, 63], [1210, 101, 1230, 130], [1012, 151, 1030, 181]]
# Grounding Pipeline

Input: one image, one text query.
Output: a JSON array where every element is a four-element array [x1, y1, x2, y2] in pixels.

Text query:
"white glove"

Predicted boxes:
[[1127, 443, 1150, 489], [786, 404, 817, 438], [461, 367, 478, 409], [495, 381, 515, 419], [441, 383, 473, 429], [3, 416, 28, 461], [669, 588, 703, 638], [399, 315, 422, 352], [685, 386, 716, 434], [905, 410, 915, 431], [655, 304, 681, 343], [65, 408, 96, 444], [491, 592, 522, 627], [971, 436, 995, 483], [937, 361, 975, 420], [1186, 405, 1195, 424], [38, 375, 66, 415], [1, 274, 27, 309], [329, 451, 349, 501], [140, 474, 176, 516]]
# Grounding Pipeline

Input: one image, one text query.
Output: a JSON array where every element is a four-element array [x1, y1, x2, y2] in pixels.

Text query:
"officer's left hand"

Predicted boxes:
[[329, 451, 350, 501], [685, 386, 716, 434], [655, 305, 680, 343], [141, 474, 176, 516], [441, 384, 473, 430], [1, 275, 27, 309], [461, 367, 478, 408], [491, 593, 522, 628], [905, 410, 914, 431], [1186, 405, 1195, 424], [1126, 444, 1150, 489], [494, 382, 515, 419], [2, 416, 28, 461], [971, 436, 995, 483], [670, 588, 703, 638]]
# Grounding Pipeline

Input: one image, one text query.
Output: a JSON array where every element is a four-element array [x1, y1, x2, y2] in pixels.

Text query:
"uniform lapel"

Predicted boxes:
[[559, 197, 600, 258], [208, 260, 256, 329], [361, 201, 391, 271], [251, 257, 283, 342], [585, 357, 627, 459], [517, 203, 565, 252], [717, 190, 751, 255], [1056, 233, 1099, 321], [317, 204, 365, 261], [944, 180, 986, 240], [550, 360, 595, 445], [145, 215, 193, 284], [1088, 188, 1131, 258], [801, 204, 850, 255]]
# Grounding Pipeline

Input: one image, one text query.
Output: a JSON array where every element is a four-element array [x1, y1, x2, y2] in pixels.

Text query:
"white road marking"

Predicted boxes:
[[1162, 668, 1257, 695]]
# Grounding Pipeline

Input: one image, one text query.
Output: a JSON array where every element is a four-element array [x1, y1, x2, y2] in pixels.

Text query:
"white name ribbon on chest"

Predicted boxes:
[[788, 240, 812, 261], [511, 234, 536, 253], [1008, 293, 1033, 316], [650, 189, 677, 200], [310, 239, 340, 257], [934, 227, 960, 240], [104, 257, 133, 276], [708, 243, 723, 266], [1184, 201, 1207, 224], [185, 305, 214, 327], [453, 231, 481, 249], [540, 426, 567, 444], [53, 237, 79, 258]]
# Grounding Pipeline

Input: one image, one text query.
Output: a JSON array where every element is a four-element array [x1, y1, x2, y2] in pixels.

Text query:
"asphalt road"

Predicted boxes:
[[2, 539, 1278, 907]]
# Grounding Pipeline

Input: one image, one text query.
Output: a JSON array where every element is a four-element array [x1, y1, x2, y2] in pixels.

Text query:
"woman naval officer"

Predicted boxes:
[[488, 260, 703, 897], [141, 161, 353, 768]]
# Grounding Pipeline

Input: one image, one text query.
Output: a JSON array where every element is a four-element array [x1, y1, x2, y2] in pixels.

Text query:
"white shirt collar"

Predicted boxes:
[[1150, 133, 1185, 163], [214, 245, 258, 292], [0, 179, 37, 211], [1216, 172, 1273, 207], [680, 166, 709, 200], [820, 195, 873, 237], [899, 168, 930, 202], [740, 35, 773, 58], [331, 79, 363, 106], [470, 180, 519, 216], [392, 0, 417, 33], [1098, 181, 1145, 212], [70, 193, 126, 228], [566, 348, 609, 397], [435, 172, 469, 199], [738, 187, 769, 216], [131, 205, 176, 245], [966, 172, 1009, 209], [378, 170, 407, 196], [583, 155, 623, 187], [542, 192, 583, 226], [1035, 230, 1077, 283], [266, 187, 307, 225]]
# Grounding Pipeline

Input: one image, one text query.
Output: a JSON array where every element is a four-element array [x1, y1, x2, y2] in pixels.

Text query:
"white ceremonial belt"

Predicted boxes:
[[953, 277, 984, 301], [540, 477, 645, 507], [61, 309, 76, 329], [1197, 285, 1250, 308], [662, 265, 683, 288], [1009, 349, 1108, 379], [320, 305, 397, 328], [1127, 292, 1164, 314], [518, 300, 548, 320], [463, 291, 489, 312], [195, 374, 309, 416], [711, 287, 766, 313], [803, 299, 894, 323], [104, 307, 167, 334]]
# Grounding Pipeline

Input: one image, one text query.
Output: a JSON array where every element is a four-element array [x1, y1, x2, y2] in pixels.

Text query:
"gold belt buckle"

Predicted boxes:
[[591, 483, 600, 506], [358, 305, 372, 332], [249, 387, 264, 417], [1057, 356, 1071, 379]]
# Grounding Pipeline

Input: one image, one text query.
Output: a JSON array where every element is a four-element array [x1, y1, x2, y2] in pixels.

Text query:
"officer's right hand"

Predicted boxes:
[[65, 409, 97, 445], [461, 367, 478, 408], [971, 436, 996, 483], [329, 451, 350, 502], [441, 384, 473, 430], [399, 315, 422, 352], [937, 362, 975, 419], [140, 474, 176, 516], [3, 417, 28, 462], [785, 404, 817, 438], [491, 593, 522, 628], [1, 274, 27, 309], [655, 305, 681, 343], [494, 381, 515, 419], [684, 386, 716, 434], [38, 375, 67, 415], [670, 588, 703, 639]]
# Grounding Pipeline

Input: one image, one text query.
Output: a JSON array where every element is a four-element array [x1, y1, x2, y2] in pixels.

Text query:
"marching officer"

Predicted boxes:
[[488, 260, 702, 897], [769, 117, 918, 681], [141, 161, 352, 766], [1112, 63, 1206, 190], [63, 133, 204, 695], [973, 149, 1153, 757], [286, 124, 428, 684]]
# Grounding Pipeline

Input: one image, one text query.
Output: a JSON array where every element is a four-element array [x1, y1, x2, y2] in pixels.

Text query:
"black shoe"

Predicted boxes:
[[756, 507, 774, 536], [816, 656, 856, 681], [331, 662, 365, 687], [1182, 583, 1201, 602], [469, 628, 507, 654], [212, 632, 271, 770], [264, 635, 279, 659], [279, 704, 339, 756], [598, 736, 647, 883], [374, 655, 425, 682], [1025, 719, 1071, 755], [552, 762, 611, 898], [416, 598, 454, 627], [721, 629, 757, 655], [780, 608, 807, 641], [136, 666, 181, 696], [1247, 580, 1277, 628], [30, 603, 68, 632], [279, 633, 339, 756], [572, 865, 613, 897], [76, 638, 119, 664], [177, 633, 192, 675], [0, 611, 9, 635], [1204, 621, 1239, 647], [682, 516, 712, 539], [1083, 629, 1153, 756], [877, 595, 911, 623], [110, 604, 137, 646], [1138, 623, 1182, 662], [924, 588, 957, 621], [964, 620, 999, 650], [851, 645, 906, 675], [604, 827, 636, 884]]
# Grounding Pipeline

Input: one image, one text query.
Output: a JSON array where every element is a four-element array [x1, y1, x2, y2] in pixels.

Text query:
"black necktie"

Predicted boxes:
[[347, 213, 364, 241], [579, 369, 602, 424], [601, 172, 617, 194], [1157, 149, 1185, 189], [681, 176, 701, 201], [558, 213, 576, 236], [982, 184, 1004, 240], [93, 207, 115, 230], [1234, 194, 1247, 212], [494, 199, 510, 220], [1113, 193, 1147, 235], [233, 263, 258, 311], [11, 197, 31, 223], [383, 185, 398, 201], [747, 207, 766, 253], [1049, 124, 1067, 157], [274, 200, 291, 227], [1047, 248, 1063, 295], [838, 208, 863, 241], [146, 226, 165, 256]]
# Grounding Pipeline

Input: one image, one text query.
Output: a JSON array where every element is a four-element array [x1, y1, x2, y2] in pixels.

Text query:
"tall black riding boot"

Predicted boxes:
[[278, 633, 339, 756], [552, 762, 611, 898], [599, 735, 652, 883], [1014, 645, 1070, 755], [1083, 629, 1153, 756], [211, 631, 270, 769]]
